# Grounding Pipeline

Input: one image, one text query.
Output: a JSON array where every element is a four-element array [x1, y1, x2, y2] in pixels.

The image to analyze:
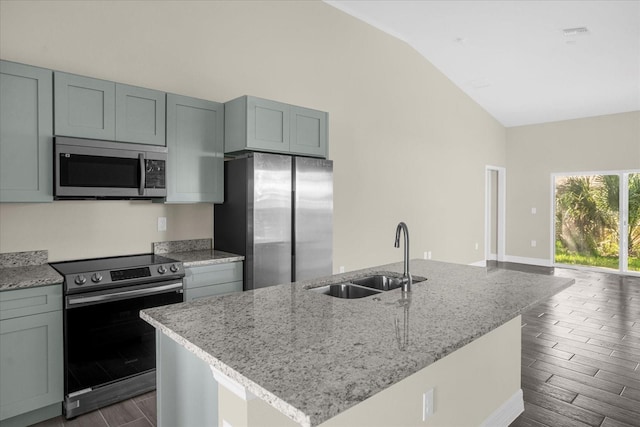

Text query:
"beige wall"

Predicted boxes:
[[0, 0, 506, 266], [505, 111, 640, 263]]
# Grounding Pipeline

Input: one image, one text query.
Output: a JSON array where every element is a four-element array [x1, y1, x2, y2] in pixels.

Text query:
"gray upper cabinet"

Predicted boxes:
[[54, 72, 165, 146], [0, 61, 53, 202], [115, 84, 166, 146], [54, 72, 116, 140], [225, 95, 327, 158], [290, 106, 327, 158], [166, 94, 224, 203]]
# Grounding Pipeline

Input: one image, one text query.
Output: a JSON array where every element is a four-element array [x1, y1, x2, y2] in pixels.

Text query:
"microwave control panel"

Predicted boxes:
[[145, 159, 166, 189]]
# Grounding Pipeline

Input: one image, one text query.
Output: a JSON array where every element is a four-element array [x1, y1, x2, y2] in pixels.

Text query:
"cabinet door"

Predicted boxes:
[[0, 61, 53, 202], [54, 72, 115, 140], [247, 97, 290, 152], [290, 106, 327, 158], [0, 310, 63, 421], [115, 84, 166, 146], [166, 94, 224, 203]]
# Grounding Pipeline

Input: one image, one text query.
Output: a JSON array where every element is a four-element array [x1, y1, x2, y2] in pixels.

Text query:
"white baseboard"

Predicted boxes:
[[479, 389, 524, 427], [503, 255, 552, 267], [469, 260, 487, 267]]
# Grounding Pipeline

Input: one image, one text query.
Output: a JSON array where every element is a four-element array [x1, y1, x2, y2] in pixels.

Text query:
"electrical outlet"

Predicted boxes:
[[475, 242, 479, 250], [423, 251, 428, 260], [422, 388, 434, 421], [531, 240, 537, 247], [427, 251, 432, 260], [339, 266, 345, 273], [157, 217, 167, 232], [531, 207, 537, 215]]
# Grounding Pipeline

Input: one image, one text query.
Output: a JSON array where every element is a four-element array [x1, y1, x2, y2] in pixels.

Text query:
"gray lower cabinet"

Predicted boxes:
[[224, 95, 327, 158], [165, 94, 224, 203], [0, 284, 63, 427], [184, 261, 243, 302], [0, 60, 53, 202], [54, 72, 166, 146]]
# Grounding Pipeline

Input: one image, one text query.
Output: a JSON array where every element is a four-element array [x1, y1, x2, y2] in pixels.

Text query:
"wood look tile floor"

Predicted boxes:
[[30, 263, 640, 427], [30, 391, 156, 427], [507, 264, 640, 427]]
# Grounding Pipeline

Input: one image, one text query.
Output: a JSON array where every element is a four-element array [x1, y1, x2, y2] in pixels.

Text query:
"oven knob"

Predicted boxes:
[[170, 264, 179, 273], [91, 273, 103, 283], [158, 265, 167, 274], [74, 275, 87, 285]]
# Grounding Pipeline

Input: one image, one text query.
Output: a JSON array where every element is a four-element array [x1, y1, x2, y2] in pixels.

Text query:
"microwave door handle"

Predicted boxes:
[[138, 153, 145, 196]]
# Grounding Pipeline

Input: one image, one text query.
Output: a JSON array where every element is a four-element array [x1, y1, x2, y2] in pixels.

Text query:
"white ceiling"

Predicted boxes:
[[325, 0, 640, 127]]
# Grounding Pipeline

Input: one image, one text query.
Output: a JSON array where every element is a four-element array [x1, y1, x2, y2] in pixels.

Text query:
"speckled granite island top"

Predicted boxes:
[[141, 259, 574, 427]]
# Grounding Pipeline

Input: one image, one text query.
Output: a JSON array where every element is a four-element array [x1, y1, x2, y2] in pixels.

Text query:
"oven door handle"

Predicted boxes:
[[66, 281, 183, 307]]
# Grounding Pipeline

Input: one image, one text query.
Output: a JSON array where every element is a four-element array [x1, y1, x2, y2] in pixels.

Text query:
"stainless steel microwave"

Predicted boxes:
[[54, 137, 167, 200]]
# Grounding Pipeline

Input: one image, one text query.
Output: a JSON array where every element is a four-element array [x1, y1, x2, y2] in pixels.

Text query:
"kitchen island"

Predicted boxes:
[[141, 259, 574, 427]]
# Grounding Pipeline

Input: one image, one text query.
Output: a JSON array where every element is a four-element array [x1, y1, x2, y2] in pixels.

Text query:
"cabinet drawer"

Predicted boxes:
[[185, 281, 243, 302], [184, 262, 242, 290], [0, 285, 62, 321]]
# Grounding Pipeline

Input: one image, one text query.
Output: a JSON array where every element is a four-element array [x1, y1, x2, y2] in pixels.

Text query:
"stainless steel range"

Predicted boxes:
[[50, 254, 185, 419]]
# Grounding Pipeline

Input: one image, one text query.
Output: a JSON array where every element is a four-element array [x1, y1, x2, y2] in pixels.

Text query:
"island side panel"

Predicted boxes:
[[218, 384, 301, 427], [156, 331, 218, 427], [214, 316, 523, 427], [319, 316, 523, 427]]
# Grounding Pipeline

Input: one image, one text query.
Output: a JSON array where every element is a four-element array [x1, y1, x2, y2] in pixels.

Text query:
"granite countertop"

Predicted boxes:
[[152, 238, 243, 267], [162, 249, 244, 267], [141, 259, 574, 427], [0, 250, 63, 291]]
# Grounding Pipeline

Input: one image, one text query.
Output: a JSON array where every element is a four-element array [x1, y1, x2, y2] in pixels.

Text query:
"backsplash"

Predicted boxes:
[[153, 239, 212, 254], [0, 250, 48, 268], [0, 202, 213, 262]]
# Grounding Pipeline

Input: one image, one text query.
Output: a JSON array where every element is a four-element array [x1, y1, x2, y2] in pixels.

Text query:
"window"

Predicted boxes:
[[553, 171, 640, 273]]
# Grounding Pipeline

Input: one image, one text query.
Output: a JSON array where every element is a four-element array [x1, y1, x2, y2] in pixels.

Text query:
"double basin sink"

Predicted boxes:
[[308, 273, 427, 299]]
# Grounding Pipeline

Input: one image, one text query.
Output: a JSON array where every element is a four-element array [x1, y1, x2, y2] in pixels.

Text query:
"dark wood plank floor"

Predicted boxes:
[[31, 263, 640, 427], [30, 391, 156, 427], [508, 265, 640, 427]]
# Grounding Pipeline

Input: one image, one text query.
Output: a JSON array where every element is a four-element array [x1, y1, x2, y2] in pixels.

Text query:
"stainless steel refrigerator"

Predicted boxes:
[[214, 152, 333, 290]]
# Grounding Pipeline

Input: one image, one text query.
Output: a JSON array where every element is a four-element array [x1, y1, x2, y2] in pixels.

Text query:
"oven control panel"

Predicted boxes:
[[63, 262, 183, 293]]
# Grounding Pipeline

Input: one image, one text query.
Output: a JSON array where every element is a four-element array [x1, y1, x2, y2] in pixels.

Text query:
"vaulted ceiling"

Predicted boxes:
[[325, 1, 640, 127]]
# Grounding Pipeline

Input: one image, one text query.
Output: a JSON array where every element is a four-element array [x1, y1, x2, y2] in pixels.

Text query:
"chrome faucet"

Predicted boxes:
[[394, 222, 412, 293]]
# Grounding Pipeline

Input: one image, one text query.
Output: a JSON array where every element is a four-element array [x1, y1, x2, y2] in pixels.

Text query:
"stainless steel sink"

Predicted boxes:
[[350, 274, 427, 291], [307, 273, 427, 299], [309, 283, 382, 299]]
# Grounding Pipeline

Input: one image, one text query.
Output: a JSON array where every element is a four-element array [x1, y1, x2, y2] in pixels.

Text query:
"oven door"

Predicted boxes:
[[64, 280, 182, 417]]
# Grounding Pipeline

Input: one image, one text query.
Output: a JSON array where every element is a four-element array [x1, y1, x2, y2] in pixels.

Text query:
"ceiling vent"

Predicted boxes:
[[563, 27, 590, 36]]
